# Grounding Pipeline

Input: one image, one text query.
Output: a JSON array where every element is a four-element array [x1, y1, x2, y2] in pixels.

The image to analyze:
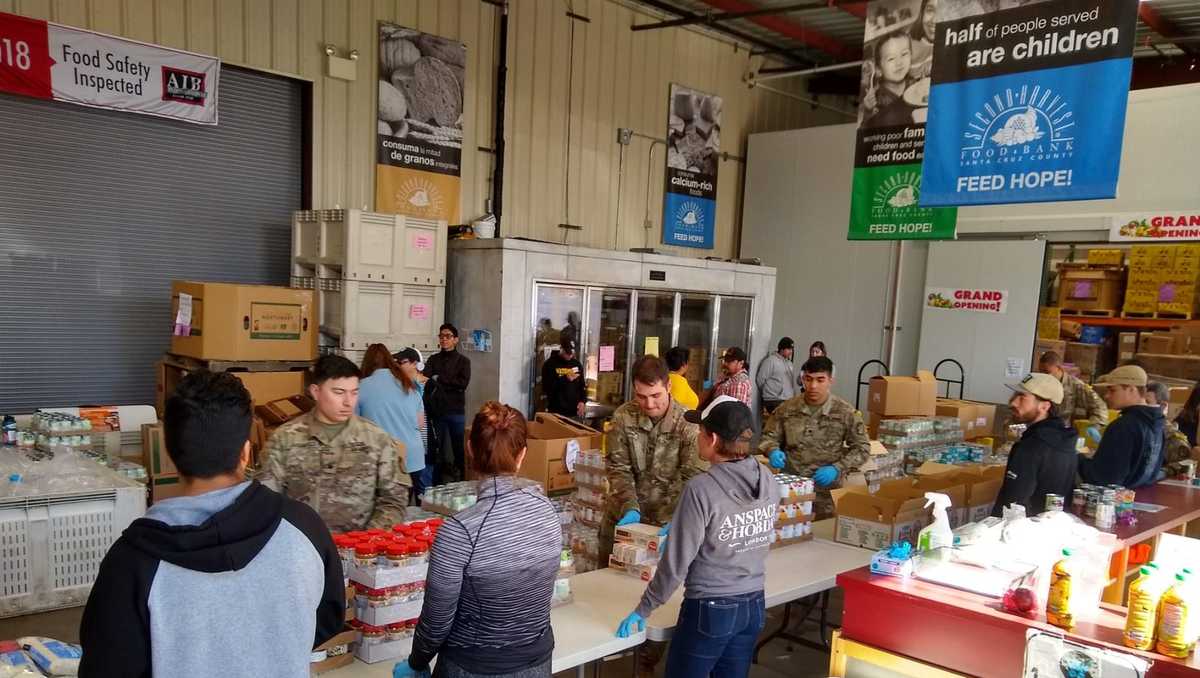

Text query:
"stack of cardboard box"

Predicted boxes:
[[1124, 245, 1200, 318], [934, 399, 997, 440], [1133, 326, 1200, 382], [141, 422, 182, 504], [865, 371, 937, 437], [518, 413, 603, 493]]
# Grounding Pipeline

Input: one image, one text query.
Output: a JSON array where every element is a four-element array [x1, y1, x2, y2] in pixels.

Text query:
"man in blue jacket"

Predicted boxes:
[[1080, 365, 1165, 489]]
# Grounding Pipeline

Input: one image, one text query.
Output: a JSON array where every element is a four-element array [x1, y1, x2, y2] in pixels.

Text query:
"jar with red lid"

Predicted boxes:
[[385, 622, 407, 642], [354, 544, 379, 569], [409, 541, 428, 566], [360, 624, 385, 646], [386, 543, 409, 569]]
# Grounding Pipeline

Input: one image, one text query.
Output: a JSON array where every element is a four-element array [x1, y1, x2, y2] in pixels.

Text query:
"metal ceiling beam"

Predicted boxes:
[[631, 0, 820, 65], [632, 1, 830, 32], [693, 0, 862, 62], [1138, 3, 1200, 57]]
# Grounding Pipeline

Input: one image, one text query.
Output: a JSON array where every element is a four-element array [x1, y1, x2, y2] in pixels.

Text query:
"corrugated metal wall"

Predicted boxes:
[[0, 0, 849, 258]]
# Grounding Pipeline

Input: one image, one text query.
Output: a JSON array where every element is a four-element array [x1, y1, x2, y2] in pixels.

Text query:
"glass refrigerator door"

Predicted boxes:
[[678, 295, 716, 394], [584, 288, 631, 419], [533, 284, 585, 415], [633, 292, 675, 361], [716, 296, 753, 363]]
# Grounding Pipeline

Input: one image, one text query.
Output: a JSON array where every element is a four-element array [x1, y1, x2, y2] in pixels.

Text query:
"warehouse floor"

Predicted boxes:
[[0, 591, 839, 676]]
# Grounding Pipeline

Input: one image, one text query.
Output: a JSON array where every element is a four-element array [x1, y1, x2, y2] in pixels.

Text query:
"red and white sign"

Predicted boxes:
[[1110, 213, 1200, 242], [925, 287, 1008, 314], [0, 11, 218, 124]]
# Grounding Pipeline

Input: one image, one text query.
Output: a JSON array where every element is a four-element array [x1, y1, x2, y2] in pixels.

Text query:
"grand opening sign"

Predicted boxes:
[[1110, 213, 1200, 242], [925, 287, 1008, 314], [0, 11, 219, 124]]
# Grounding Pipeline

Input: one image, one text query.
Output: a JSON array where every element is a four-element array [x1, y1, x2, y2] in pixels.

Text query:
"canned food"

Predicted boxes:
[[1095, 502, 1116, 530], [1181, 459, 1197, 481], [1071, 489, 1087, 513], [1085, 492, 1100, 518], [1045, 494, 1065, 512]]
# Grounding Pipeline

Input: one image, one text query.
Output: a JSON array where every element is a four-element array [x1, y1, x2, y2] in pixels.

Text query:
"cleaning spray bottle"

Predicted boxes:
[[917, 492, 953, 553]]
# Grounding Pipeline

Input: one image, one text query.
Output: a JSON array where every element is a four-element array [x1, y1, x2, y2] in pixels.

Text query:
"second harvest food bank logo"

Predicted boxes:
[[960, 85, 1075, 167], [670, 199, 708, 244], [872, 170, 931, 218]]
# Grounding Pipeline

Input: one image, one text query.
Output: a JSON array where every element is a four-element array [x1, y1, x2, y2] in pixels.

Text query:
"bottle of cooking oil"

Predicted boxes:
[[1156, 572, 1195, 659], [1123, 567, 1160, 650], [1047, 548, 1077, 631]]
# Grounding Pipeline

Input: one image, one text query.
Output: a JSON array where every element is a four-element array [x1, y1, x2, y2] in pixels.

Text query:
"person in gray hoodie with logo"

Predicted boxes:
[[615, 395, 780, 678]]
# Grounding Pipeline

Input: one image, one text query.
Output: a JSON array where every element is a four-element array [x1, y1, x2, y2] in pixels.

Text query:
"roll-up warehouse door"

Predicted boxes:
[[0, 66, 305, 412]]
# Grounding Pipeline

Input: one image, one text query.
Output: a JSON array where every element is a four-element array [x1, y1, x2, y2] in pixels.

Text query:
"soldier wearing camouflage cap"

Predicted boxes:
[[259, 356, 410, 532], [604, 355, 705, 678], [759, 356, 869, 519]]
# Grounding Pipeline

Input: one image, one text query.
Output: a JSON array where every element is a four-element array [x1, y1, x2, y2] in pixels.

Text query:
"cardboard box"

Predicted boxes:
[[1057, 265, 1125, 315], [1087, 249, 1124, 267], [170, 281, 318, 361], [867, 371, 937, 417], [521, 413, 603, 492], [256, 395, 315, 427], [150, 474, 184, 503], [1169, 386, 1191, 420], [1059, 320, 1083, 341], [832, 479, 932, 550], [1119, 332, 1139, 362], [1136, 354, 1200, 382], [1140, 333, 1176, 355], [1037, 306, 1061, 341], [157, 360, 306, 413], [142, 422, 176, 478], [935, 399, 997, 440], [914, 463, 1005, 523], [1065, 342, 1110, 378], [312, 629, 357, 674], [1034, 339, 1067, 367], [614, 523, 664, 554]]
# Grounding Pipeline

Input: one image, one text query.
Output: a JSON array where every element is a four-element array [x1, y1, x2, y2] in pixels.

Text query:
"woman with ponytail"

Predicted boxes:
[[396, 402, 561, 678]]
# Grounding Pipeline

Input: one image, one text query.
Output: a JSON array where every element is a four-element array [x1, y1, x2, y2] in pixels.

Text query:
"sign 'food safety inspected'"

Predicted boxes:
[[0, 11, 219, 124], [925, 287, 1008, 314], [919, 0, 1138, 206]]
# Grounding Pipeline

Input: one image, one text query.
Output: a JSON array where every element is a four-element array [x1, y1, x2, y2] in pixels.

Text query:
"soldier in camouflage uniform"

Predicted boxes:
[[1148, 382, 1197, 478], [1040, 351, 1108, 430], [760, 356, 870, 519], [259, 356, 410, 533], [604, 356, 704, 678]]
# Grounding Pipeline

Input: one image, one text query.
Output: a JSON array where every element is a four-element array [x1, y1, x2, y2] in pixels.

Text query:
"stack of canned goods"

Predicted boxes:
[[1072, 483, 1134, 530], [775, 474, 815, 500]]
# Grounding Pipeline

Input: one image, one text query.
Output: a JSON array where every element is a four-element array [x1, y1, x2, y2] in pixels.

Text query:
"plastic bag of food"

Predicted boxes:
[[19, 637, 81, 676], [0, 643, 41, 678]]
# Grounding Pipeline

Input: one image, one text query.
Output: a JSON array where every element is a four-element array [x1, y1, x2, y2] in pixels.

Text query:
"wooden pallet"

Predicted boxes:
[[1122, 311, 1157, 320], [162, 353, 313, 373], [1064, 309, 1119, 318], [1155, 311, 1195, 321]]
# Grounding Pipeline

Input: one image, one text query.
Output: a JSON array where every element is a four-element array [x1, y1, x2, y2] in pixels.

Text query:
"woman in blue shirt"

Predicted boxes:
[[357, 344, 430, 500]]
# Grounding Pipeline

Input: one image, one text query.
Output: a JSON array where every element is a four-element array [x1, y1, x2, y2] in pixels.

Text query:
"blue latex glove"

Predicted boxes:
[[658, 521, 670, 536], [616, 611, 646, 638], [1086, 426, 1102, 445], [886, 541, 912, 560], [813, 465, 839, 488], [393, 661, 431, 678], [768, 449, 786, 470], [657, 522, 670, 550], [703, 379, 713, 390], [617, 509, 641, 526]]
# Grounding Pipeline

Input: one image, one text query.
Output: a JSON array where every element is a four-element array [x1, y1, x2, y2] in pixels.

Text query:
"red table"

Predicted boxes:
[[1103, 482, 1200, 603], [838, 566, 1200, 677]]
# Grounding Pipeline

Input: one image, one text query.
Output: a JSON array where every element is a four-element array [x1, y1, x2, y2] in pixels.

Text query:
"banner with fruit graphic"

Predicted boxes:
[[926, 286, 1007, 314], [1110, 213, 1200, 242], [847, 0, 956, 240], [376, 23, 464, 223]]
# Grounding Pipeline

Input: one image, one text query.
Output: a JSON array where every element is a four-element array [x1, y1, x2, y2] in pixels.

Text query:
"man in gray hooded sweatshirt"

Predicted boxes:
[[616, 395, 780, 678]]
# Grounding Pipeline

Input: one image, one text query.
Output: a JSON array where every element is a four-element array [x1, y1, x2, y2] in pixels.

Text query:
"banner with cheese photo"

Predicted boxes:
[[376, 23, 465, 223]]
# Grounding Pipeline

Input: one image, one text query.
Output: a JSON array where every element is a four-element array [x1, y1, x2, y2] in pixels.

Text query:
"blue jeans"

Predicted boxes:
[[666, 591, 765, 678], [410, 466, 433, 504]]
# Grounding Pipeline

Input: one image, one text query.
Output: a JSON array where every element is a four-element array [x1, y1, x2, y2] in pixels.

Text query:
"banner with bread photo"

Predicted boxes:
[[376, 23, 466, 223]]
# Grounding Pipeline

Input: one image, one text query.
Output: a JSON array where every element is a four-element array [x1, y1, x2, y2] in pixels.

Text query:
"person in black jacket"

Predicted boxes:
[[1081, 365, 1165, 488], [992, 373, 1079, 518], [424, 323, 472, 482], [79, 371, 344, 678], [541, 338, 586, 418]]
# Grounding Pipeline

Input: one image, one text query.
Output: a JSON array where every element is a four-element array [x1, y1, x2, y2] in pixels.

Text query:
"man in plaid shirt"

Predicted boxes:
[[710, 347, 753, 407]]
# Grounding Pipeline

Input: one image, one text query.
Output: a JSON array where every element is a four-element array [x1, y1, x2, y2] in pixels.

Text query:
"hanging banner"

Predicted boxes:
[[0, 11, 219, 124], [926, 286, 1008, 314], [1110, 213, 1200, 242], [920, 0, 1139, 207], [663, 84, 721, 249], [376, 23, 464, 223], [847, 0, 957, 241]]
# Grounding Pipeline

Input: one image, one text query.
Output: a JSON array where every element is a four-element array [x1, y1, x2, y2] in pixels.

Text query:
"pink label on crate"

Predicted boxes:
[[409, 304, 431, 320], [1070, 281, 1093, 299], [1160, 284, 1177, 303], [411, 233, 434, 250]]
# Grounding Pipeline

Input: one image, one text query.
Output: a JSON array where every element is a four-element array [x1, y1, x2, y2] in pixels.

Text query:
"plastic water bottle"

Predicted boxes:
[[1, 416, 16, 446]]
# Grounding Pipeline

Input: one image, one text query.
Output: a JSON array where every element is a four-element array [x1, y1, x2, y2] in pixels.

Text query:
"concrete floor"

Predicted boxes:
[[0, 591, 841, 677]]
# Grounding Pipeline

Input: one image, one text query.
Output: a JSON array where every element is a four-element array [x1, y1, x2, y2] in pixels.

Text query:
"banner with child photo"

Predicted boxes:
[[847, 0, 957, 241]]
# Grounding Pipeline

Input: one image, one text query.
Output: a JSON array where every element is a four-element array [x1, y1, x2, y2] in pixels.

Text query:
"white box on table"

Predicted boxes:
[[355, 597, 424, 628], [355, 636, 413, 664], [347, 562, 429, 590]]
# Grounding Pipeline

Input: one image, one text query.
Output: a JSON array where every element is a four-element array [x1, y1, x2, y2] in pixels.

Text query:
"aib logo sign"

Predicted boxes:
[[162, 66, 207, 105], [960, 85, 1075, 167]]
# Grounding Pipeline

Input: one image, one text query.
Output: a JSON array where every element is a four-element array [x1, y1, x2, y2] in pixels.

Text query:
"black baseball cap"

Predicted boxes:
[[561, 338, 576, 354], [393, 348, 421, 364], [684, 395, 755, 442], [722, 347, 747, 363], [778, 337, 795, 351]]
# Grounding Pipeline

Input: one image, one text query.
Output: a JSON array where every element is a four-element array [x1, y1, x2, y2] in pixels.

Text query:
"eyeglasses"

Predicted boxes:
[[438, 333, 455, 339]]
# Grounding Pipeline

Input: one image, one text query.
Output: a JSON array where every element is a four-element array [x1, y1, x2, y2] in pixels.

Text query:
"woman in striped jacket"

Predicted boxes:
[[396, 401, 562, 678]]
